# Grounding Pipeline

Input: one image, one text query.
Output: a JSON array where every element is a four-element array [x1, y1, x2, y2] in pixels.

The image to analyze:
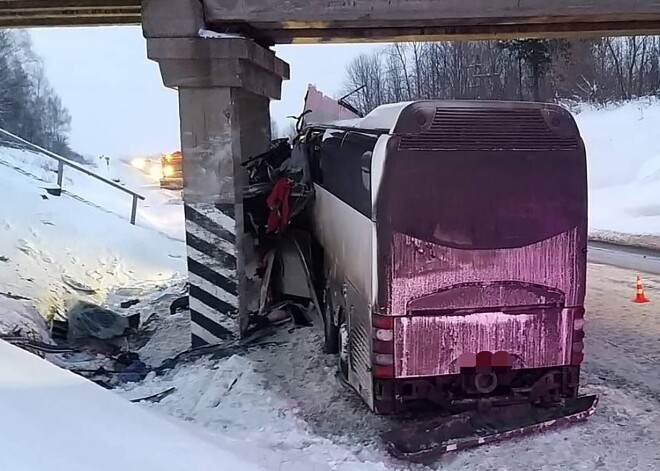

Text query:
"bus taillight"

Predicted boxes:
[[373, 365, 394, 378], [571, 307, 585, 365], [373, 315, 395, 377], [373, 314, 393, 329]]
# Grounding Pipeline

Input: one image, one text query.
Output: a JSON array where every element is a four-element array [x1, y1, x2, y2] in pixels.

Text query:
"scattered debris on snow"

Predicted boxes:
[[0, 297, 50, 342], [66, 300, 140, 341]]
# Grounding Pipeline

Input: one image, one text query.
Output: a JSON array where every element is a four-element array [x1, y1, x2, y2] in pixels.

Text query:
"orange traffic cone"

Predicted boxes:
[[634, 275, 650, 303]]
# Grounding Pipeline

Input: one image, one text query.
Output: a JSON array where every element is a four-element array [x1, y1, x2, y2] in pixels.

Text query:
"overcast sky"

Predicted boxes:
[[27, 26, 383, 158]]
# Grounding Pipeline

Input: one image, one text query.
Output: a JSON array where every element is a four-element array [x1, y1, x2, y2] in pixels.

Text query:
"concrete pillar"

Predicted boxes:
[[143, 2, 289, 347]]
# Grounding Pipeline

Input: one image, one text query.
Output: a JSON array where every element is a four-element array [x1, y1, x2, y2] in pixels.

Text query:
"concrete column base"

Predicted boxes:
[[144, 30, 289, 346], [184, 201, 239, 345]]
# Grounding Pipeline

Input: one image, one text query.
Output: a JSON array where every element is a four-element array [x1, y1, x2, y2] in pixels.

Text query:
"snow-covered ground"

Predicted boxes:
[[5, 262, 660, 471], [0, 145, 186, 334], [0, 339, 270, 471], [57, 262, 647, 471], [116, 264, 660, 471], [0, 146, 185, 241], [574, 99, 660, 248]]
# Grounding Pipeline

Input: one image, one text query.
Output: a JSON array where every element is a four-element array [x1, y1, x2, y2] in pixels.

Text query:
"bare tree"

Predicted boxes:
[[343, 51, 388, 115], [343, 36, 660, 114], [0, 29, 80, 161]]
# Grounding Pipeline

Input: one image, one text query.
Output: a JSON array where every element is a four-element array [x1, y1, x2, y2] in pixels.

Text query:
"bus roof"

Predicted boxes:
[[327, 102, 414, 132], [322, 100, 571, 134]]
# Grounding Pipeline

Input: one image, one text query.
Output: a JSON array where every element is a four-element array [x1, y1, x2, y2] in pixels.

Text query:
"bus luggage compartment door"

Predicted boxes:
[[393, 299, 575, 379]]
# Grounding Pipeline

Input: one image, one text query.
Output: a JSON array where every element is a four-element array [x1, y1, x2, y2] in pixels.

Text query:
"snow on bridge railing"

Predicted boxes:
[[0, 127, 145, 225]]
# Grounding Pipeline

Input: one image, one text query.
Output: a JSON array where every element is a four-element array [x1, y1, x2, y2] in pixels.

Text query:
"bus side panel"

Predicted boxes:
[[312, 184, 373, 302], [312, 183, 375, 405]]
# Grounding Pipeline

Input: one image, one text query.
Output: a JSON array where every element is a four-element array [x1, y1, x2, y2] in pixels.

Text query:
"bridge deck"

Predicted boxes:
[[2, 0, 660, 40], [0, 0, 140, 26], [204, 0, 660, 43]]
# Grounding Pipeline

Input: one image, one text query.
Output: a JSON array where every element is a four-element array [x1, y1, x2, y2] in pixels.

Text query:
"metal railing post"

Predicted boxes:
[[56, 160, 64, 189], [0, 126, 145, 224], [130, 195, 138, 225]]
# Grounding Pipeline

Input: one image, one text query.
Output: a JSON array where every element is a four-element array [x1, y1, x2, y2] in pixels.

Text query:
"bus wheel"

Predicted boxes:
[[323, 297, 339, 354], [338, 316, 349, 380]]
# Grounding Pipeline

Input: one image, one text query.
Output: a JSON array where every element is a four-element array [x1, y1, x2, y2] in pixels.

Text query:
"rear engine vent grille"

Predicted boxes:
[[350, 321, 370, 371], [398, 107, 579, 151]]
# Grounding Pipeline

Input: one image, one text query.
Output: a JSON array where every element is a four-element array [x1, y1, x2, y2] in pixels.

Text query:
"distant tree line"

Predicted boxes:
[[342, 37, 660, 115], [0, 30, 83, 162]]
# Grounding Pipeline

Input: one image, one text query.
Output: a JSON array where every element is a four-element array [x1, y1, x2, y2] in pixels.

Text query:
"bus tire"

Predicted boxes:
[[323, 296, 339, 354]]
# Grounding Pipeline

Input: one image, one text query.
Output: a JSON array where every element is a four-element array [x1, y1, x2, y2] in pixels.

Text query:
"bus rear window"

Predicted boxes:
[[382, 150, 587, 250]]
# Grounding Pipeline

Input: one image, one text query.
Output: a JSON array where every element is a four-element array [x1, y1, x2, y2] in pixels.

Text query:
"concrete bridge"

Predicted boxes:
[[3, 1, 660, 40], [3, 0, 660, 347]]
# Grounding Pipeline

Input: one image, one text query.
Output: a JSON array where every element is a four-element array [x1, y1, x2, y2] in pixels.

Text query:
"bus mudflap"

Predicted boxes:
[[382, 394, 598, 463]]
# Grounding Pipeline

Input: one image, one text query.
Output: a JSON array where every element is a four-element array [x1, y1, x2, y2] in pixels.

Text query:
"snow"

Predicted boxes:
[[0, 297, 50, 342], [329, 102, 413, 130], [198, 29, 244, 39], [0, 145, 185, 332], [115, 278, 660, 471], [137, 309, 190, 365], [119, 330, 395, 471], [0, 339, 268, 471], [3, 262, 659, 471], [102, 276, 190, 366], [573, 99, 660, 247], [0, 146, 185, 241]]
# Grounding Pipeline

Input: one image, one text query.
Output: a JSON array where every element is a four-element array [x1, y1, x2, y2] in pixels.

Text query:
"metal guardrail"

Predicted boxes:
[[0, 127, 145, 224]]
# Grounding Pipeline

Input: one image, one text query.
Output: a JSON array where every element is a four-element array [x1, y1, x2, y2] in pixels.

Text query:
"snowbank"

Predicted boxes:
[[0, 340, 268, 471], [574, 99, 660, 248], [0, 146, 186, 324], [117, 323, 660, 471], [120, 331, 393, 471]]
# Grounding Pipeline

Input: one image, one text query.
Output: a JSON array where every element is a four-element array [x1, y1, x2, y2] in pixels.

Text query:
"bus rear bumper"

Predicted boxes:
[[373, 365, 580, 414]]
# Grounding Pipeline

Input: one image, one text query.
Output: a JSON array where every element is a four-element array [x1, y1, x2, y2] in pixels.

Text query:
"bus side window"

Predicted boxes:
[[318, 130, 376, 218], [306, 142, 322, 184], [340, 132, 376, 218], [318, 130, 344, 187], [361, 151, 372, 192], [306, 131, 324, 184]]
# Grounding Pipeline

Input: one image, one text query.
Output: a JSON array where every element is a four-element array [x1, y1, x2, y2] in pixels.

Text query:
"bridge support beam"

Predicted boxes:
[[143, 0, 289, 347]]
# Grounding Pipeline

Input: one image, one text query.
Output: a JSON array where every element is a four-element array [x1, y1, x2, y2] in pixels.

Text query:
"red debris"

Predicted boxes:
[[266, 177, 292, 233]]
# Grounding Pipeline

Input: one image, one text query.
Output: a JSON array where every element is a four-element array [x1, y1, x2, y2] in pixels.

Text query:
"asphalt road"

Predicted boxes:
[[588, 241, 660, 275]]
